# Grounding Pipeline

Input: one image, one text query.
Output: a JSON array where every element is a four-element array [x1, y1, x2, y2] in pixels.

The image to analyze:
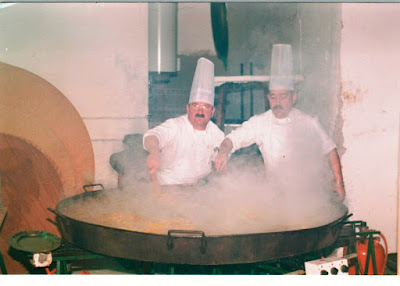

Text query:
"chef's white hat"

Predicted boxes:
[[269, 44, 294, 91], [189, 57, 215, 106]]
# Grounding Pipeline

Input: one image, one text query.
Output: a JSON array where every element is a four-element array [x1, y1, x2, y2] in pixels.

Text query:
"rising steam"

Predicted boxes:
[[63, 130, 347, 236]]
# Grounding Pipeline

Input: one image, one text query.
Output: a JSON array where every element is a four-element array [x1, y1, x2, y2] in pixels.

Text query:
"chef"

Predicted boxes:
[[143, 57, 225, 186], [214, 44, 346, 202]]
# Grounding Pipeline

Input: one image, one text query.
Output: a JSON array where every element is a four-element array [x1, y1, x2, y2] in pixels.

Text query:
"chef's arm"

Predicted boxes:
[[328, 148, 346, 201], [143, 135, 161, 174], [214, 138, 233, 173]]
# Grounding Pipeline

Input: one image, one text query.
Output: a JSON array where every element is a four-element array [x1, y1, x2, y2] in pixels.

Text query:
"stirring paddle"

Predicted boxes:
[[151, 173, 162, 197]]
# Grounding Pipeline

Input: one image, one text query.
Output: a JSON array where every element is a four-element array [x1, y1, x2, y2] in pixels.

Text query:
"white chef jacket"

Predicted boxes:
[[226, 108, 336, 187], [143, 114, 225, 185]]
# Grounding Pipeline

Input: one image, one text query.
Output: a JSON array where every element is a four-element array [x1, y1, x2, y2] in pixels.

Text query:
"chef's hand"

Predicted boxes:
[[146, 153, 161, 175], [332, 181, 346, 202], [214, 152, 229, 173]]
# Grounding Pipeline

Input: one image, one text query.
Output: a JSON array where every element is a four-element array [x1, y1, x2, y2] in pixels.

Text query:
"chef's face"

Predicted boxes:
[[267, 90, 297, 119], [187, 102, 215, 130]]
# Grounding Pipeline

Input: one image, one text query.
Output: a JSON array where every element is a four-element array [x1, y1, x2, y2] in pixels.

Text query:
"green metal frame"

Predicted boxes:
[[0, 207, 7, 274], [0, 250, 7, 274], [52, 253, 104, 274]]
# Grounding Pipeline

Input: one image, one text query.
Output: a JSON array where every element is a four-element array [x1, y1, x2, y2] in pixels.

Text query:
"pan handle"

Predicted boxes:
[[47, 208, 60, 226], [47, 207, 62, 217], [343, 213, 353, 221], [83, 184, 104, 192], [340, 213, 354, 225], [167, 230, 207, 254], [47, 208, 70, 240]]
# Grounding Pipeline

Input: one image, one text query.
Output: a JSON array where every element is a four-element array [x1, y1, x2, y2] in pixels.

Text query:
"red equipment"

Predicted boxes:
[[355, 233, 388, 275], [347, 232, 388, 275]]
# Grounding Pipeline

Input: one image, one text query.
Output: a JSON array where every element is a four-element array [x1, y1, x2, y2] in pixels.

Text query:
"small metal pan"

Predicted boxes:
[[8, 230, 61, 253]]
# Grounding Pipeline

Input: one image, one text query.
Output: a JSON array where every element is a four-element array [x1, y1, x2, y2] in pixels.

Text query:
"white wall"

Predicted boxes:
[[0, 3, 149, 188], [341, 3, 400, 253]]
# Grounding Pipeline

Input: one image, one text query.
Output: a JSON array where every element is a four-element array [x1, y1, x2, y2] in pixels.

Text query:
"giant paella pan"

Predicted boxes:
[[49, 183, 349, 265]]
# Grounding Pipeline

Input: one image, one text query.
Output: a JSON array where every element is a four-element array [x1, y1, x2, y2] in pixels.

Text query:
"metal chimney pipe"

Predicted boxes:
[[148, 3, 178, 75]]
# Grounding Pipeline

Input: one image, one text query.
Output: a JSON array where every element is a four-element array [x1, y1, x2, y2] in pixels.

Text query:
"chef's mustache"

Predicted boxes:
[[272, 105, 283, 110], [195, 114, 205, 118]]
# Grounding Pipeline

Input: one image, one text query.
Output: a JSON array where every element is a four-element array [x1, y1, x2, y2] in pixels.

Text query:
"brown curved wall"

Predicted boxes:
[[0, 62, 95, 273]]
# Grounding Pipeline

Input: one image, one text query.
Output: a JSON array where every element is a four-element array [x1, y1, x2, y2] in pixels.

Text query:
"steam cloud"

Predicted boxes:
[[65, 130, 347, 236]]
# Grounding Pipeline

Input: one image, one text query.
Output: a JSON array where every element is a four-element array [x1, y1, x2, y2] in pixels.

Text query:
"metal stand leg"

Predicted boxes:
[[0, 251, 7, 274], [56, 260, 69, 274], [365, 234, 378, 275]]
